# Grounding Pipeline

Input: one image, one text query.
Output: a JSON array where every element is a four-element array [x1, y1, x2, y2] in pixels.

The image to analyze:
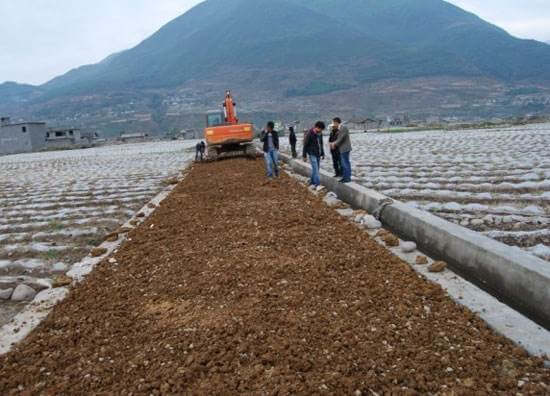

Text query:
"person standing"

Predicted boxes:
[[302, 121, 326, 188], [195, 141, 203, 161], [330, 117, 352, 183], [260, 121, 280, 179], [289, 126, 298, 158], [328, 124, 342, 178], [199, 141, 206, 160]]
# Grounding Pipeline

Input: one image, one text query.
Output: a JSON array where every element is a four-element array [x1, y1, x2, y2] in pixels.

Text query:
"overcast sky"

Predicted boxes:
[[1, 0, 549, 85]]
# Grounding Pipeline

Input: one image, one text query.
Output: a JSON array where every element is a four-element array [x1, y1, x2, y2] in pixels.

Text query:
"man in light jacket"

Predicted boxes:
[[330, 117, 352, 183]]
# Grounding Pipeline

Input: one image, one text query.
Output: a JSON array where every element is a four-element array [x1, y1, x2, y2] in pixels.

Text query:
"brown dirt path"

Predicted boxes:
[[1, 159, 548, 395]]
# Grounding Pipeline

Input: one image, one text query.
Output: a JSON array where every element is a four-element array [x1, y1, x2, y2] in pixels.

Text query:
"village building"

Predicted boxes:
[[119, 132, 150, 143], [0, 117, 48, 156], [45, 128, 82, 149]]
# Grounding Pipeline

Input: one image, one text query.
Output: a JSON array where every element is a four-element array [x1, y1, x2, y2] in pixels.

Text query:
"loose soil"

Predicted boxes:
[[1, 159, 549, 394]]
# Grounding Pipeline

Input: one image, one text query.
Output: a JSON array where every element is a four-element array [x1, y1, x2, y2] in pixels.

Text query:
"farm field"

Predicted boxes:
[[282, 124, 550, 261], [0, 141, 196, 325]]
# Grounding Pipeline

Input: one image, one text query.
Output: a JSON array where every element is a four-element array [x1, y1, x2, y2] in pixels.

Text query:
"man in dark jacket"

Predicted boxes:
[[195, 142, 203, 161], [302, 121, 326, 188], [260, 121, 280, 179], [330, 117, 352, 183], [288, 126, 297, 158], [328, 124, 342, 177]]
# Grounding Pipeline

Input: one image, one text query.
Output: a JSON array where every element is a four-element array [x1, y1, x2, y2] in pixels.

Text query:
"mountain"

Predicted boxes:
[[2, 0, 550, 133], [42, 0, 550, 94]]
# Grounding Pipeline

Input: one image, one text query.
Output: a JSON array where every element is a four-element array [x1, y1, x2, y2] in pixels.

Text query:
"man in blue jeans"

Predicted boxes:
[[302, 121, 326, 188], [330, 117, 352, 183], [260, 121, 279, 179]]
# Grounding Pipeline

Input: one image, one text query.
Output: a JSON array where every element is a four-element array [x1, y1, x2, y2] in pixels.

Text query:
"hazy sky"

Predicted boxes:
[[1, 0, 549, 85]]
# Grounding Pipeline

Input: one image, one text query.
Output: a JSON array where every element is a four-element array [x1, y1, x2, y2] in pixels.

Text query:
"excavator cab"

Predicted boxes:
[[206, 111, 224, 127], [203, 91, 255, 160]]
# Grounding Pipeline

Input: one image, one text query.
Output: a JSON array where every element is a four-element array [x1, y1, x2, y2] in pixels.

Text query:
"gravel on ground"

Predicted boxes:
[[0, 158, 548, 394]]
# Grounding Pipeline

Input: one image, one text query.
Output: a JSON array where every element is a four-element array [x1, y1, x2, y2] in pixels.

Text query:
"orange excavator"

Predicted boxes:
[[204, 90, 255, 160]]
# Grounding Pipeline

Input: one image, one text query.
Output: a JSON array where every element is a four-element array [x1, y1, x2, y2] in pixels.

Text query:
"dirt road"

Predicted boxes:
[[1, 159, 548, 394]]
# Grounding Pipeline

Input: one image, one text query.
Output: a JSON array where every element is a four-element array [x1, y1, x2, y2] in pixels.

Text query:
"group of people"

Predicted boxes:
[[260, 118, 352, 187]]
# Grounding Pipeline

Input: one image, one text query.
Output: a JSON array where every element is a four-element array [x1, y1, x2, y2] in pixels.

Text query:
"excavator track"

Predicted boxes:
[[207, 143, 256, 161]]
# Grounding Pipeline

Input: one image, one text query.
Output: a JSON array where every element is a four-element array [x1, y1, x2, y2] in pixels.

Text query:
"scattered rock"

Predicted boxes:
[[148, 203, 157, 209], [0, 288, 14, 300], [416, 255, 429, 265], [353, 214, 364, 223], [471, 219, 484, 226], [463, 378, 475, 388], [11, 284, 37, 301], [105, 233, 119, 242], [400, 241, 417, 253], [376, 229, 390, 238], [118, 227, 133, 233], [362, 215, 382, 230], [460, 219, 469, 227], [90, 247, 108, 258], [336, 208, 354, 218], [162, 177, 179, 186], [108, 258, 117, 264], [136, 212, 145, 218], [52, 275, 72, 288], [52, 262, 68, 272], [323, 196, 341, 207], [130, 220, 140, 226], [382, 234, 400, 247], [428, 261, 447, 273]]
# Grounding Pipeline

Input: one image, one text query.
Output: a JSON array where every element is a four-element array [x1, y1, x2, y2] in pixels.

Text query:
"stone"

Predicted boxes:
[[118, 227, 133, 233], [336, 208, 354, 218], [148, 203, 157, 209], [108, 258, 117, 264], [416, 255, 429, 265], [11, 284, 37, 301], [382, 234, 400, 247], [362, 215, 382, 230], [52, 262, 68, 272], [105, 233, 119, 242], [52, 275, 72, 288], [163, 177, 179, 186], [130, 220, 139, 226], [471, 219, 484, 226], [376, 230, 390, 238], [459, 220, 469, 227], [90, 247, 108, 258], [428, 261, 447, 273], [463, 378, 475, 388], [136, 212, 145, 218], [0, 288, 14, 300], [354, 215, 364, 223], [400, 241, 417, 253]]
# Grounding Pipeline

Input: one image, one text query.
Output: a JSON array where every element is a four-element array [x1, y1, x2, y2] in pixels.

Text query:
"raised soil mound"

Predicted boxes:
[[1, 159, 548, 394]]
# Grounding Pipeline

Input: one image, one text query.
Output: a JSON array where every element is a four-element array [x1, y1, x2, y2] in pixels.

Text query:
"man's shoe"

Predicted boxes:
[[340, 179, 351, 184]]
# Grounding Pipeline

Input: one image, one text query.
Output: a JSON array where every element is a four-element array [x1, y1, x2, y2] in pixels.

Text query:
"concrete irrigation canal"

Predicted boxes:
[[1, 158, 549, 394]]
